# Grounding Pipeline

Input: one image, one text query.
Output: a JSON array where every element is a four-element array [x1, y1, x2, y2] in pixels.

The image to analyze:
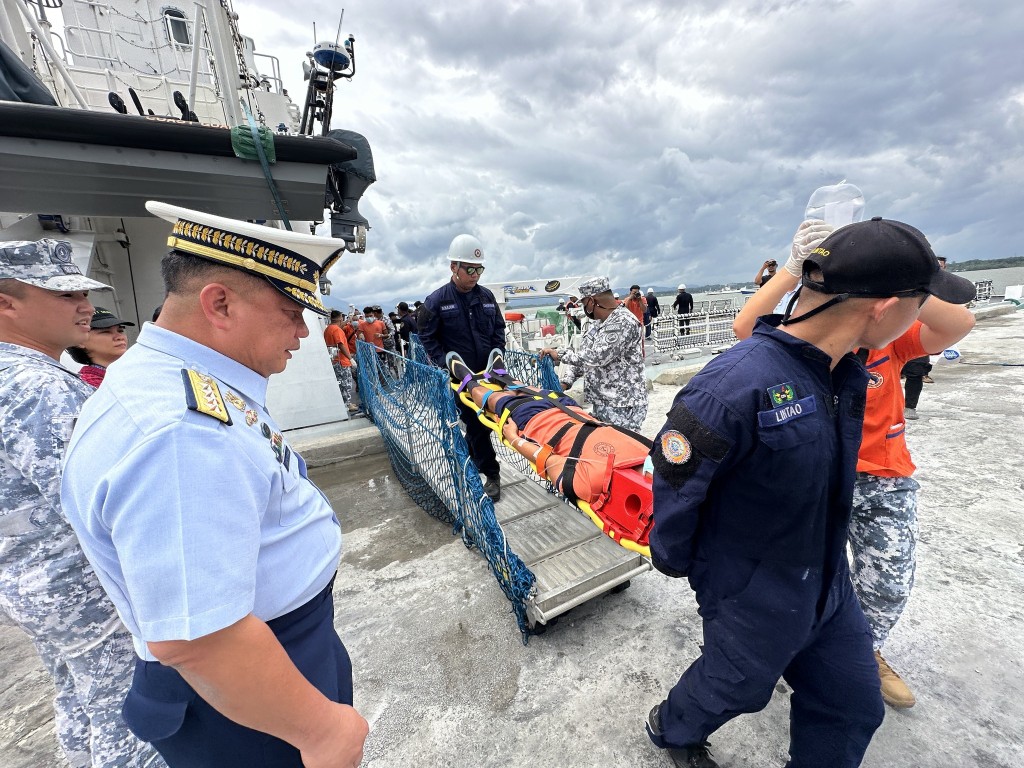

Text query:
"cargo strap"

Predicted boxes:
[[241, 102, 291, 231]]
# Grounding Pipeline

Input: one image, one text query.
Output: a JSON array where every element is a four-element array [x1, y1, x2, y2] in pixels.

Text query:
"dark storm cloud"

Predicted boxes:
[[244, 0, 1024, 303]]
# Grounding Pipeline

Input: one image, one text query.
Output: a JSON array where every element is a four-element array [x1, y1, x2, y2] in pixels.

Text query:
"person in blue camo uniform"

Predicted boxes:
[[0, 239, 163, 767], [540, 276, 648, 431]]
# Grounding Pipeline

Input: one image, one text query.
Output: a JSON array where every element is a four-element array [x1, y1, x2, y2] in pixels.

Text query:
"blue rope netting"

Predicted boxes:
[[357, 338, 561, 639]]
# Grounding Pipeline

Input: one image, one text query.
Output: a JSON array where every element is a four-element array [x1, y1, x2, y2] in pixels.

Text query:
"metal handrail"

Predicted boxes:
[[253, 52, 284, 94]]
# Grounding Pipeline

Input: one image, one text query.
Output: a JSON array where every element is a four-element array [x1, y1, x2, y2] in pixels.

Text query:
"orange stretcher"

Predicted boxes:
[[450, 375, 653, 557]]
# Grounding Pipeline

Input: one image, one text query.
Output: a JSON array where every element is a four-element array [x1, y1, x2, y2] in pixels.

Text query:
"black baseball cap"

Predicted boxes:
[[90, 307, 135, 329], [802, 218, 976, 304]]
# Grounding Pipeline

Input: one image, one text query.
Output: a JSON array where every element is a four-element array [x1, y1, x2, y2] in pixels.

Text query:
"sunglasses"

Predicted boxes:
[[459, 263, 485, 276]]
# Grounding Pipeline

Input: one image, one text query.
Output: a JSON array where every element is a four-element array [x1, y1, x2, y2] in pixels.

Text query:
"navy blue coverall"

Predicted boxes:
[[418, 280, 506, 479], [648, 317, 884, 767]]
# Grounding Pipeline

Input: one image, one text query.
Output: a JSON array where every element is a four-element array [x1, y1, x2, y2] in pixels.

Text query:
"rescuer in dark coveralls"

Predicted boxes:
[[418, 234, 507, 499], [644, 218, 978, 768]]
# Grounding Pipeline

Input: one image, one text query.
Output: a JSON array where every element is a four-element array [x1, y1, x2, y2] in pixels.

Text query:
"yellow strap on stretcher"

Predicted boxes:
[[450, 378, 651, 558]]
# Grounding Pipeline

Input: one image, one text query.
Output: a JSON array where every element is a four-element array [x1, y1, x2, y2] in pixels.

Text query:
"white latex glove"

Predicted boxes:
[[784, 220, 835, 277]]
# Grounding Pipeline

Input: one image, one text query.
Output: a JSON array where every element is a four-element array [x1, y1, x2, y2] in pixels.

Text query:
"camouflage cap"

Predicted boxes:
[[0, 239, 111, 292], [577, 276, 611, 298]]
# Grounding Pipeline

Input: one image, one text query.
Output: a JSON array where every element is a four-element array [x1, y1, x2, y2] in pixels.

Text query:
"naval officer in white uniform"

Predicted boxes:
[[61, 202, 368, 768]]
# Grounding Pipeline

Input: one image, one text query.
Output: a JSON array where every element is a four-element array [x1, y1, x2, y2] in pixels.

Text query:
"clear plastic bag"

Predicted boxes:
[[805, 181, 865, 228]]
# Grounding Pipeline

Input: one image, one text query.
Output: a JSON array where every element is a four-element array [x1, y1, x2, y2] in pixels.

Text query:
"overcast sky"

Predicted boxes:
[[240, 0, 1023, 306]]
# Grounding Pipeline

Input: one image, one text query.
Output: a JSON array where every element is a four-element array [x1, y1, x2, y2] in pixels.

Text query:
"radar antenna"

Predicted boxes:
[[298, 11, 356, 135]]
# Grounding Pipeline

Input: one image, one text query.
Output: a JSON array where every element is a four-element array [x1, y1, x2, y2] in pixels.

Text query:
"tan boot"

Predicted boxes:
[[875, 651, 916, 708]]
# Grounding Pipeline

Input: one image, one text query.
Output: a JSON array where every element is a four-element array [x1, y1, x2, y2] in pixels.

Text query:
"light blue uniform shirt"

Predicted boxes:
[[61, 325, 341, 661]]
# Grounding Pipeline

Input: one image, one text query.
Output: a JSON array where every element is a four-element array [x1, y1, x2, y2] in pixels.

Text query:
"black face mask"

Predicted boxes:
[[584, 302, 596, 319]]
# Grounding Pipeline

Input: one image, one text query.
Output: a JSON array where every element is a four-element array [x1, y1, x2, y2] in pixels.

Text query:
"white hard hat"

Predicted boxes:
[[448, 234, 485, 265], [647, 287, 654, 293], [677, 283, 686, 291]]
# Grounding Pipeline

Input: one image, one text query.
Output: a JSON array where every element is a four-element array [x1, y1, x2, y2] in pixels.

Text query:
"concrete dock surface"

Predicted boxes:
[[2, 311, 1022, 767]]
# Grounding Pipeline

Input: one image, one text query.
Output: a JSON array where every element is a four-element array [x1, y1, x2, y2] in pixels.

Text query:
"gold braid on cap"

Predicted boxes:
[[283, 286, 325, 312], [167, 221, 317, 292]]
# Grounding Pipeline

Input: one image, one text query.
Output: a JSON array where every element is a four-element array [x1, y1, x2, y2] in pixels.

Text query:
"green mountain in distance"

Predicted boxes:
[[947, 256, 1024, 272]]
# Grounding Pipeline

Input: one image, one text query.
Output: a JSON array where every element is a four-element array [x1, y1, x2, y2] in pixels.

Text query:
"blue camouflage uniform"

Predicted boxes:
[[558, 303, 648, 431], [60, 324, 348, 767], [418, 281, 505, 479], [0, 342, 162, 768], [647, 317, 884, 767]]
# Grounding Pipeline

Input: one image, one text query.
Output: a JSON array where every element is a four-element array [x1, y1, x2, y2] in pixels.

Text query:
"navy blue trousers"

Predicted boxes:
[[456, 393, 500, 478], [122, 579, 352, 768], [653, 555, 884, 767]]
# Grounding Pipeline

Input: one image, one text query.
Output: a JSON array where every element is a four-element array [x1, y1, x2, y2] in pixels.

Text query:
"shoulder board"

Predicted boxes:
[[181, 369, 232, 425]]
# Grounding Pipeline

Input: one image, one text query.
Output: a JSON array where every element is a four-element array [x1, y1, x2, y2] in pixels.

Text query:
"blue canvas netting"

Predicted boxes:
[[356, 338, 561, 640]]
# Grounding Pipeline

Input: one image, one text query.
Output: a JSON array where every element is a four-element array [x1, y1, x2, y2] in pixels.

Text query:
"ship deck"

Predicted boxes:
[[2, 311, 1022, 768]]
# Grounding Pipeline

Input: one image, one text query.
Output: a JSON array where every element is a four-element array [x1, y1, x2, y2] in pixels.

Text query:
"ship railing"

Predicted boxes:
[[56, 64, 228, 122], [47, 1, 229, 118], [252, 52, 285, 96], [972, 280, 994, 305], [651, 310, 738, 353], [60, 11, 210, 81]]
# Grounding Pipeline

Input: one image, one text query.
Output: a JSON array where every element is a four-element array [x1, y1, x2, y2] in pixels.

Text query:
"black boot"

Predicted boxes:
[[647, 704, 719, 768], [483, 474, 501, 501]]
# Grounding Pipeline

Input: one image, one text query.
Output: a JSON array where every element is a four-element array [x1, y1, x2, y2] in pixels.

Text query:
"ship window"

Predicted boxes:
[[164, 9, 192, 46]]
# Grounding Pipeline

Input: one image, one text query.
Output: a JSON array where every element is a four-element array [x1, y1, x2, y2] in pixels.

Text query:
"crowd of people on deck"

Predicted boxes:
[[0, 206, 980, 768], [322, 302, 420, 417], [558, 283, 697, 343]]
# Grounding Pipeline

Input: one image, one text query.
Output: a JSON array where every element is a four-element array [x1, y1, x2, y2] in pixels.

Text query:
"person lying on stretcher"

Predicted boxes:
[[446, 349, 655, 550]]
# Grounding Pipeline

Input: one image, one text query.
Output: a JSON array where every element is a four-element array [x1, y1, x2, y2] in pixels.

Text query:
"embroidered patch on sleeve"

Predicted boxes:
[[660, 430, 692, 464], [665, 401, 731, 462], [651, 402, 732, 490], [652, 435, 701, 489]]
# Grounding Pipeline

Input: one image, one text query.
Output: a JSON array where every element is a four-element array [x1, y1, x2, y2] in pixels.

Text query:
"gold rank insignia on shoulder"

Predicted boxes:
[[181, 369, 233, 425], [224, 390, 247, 412]]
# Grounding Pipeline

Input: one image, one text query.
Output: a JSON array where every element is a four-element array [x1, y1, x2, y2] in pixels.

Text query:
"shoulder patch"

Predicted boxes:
[[652, 430, 701, 489], [659, 430, 692, 464], [651, 403, 732, 490], [664, 401, 731, 462], [182, 369, 232, 425]]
